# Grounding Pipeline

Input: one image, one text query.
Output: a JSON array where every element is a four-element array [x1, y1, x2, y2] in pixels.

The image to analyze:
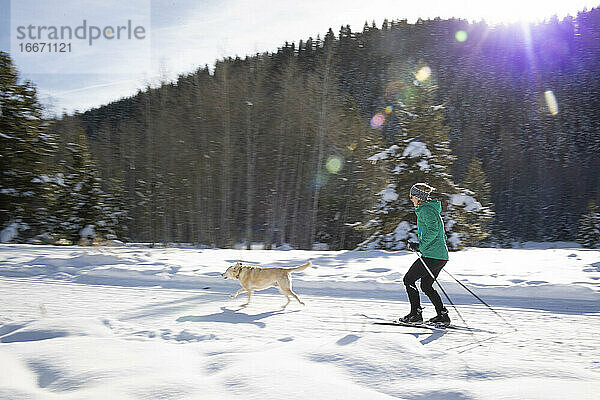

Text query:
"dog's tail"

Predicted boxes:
[[289, 261, 312, 273]]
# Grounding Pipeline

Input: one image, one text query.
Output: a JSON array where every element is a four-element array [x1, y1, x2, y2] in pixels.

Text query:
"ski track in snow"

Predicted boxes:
[[0, 244, 599, 399]]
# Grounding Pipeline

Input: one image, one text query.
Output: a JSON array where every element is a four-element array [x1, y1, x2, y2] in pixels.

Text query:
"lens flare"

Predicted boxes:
[[370, 113, 385, 129], [312, 172, 329, 191], [544, 90, 559, 115], [326, 156, 343, 174], [455, 30, 468, 42], [385, 105, 393, 114], [415, 66, 431, 82]]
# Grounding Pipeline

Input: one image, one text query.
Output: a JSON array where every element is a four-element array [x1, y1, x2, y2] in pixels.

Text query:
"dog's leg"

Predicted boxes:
[[279, 275, 305, 306], [231, 287, 247, 298], [282, 295, 291, 309], [288, 289, 305, 306], [242, 290, 253, 306]]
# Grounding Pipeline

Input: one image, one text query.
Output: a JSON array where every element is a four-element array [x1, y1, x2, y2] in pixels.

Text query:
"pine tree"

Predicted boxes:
[[316, 96, 386, 249], [0, 51, 56, 242], [459, 156, 494, 246], [462, 157, 492, 207], [359, 71, 493, 250], [306, 28, 341, 248], [577, 200, 600, 248], [52, 131, 106, 243], [99, 176, 129, 241]]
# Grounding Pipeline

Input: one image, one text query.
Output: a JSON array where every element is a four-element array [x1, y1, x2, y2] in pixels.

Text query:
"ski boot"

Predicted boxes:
[[428, 309, 451, 326], [399, 309, 423, 324]]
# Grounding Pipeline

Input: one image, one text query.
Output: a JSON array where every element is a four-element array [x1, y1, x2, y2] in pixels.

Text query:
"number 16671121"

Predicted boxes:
[[19, 42, 72, 53]]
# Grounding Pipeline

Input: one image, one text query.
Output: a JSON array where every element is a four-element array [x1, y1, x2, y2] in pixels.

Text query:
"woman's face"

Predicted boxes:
[[410, 194, 420, 207]]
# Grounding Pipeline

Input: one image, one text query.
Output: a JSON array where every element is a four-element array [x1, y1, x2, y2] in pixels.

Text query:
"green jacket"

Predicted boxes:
[[415, 199, 449, 260]]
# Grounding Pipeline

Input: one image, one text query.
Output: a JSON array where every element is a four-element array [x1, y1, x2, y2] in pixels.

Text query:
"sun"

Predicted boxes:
[[472, 0, 595, 24]]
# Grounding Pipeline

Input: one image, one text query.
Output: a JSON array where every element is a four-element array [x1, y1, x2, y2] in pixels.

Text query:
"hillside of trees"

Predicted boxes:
[[3, 8, 600, 249]]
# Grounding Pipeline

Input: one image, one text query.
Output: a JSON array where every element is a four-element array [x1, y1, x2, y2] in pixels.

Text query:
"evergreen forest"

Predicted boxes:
[[2, 8, 600, 249]]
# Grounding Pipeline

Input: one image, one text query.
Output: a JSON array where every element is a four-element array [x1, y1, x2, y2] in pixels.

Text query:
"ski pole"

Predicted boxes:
[[415, 252, 473, 332], [441, 268, 518, 332]]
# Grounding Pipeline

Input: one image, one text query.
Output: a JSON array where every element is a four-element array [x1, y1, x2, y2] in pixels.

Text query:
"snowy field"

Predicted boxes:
[[0, 243, 599, 399]]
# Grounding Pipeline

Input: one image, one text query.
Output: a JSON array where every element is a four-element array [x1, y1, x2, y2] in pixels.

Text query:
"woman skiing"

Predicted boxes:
[[400, 183, 451, 326]]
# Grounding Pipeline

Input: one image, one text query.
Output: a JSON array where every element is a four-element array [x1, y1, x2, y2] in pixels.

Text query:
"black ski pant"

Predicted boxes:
[[403, 257, 447, 315]]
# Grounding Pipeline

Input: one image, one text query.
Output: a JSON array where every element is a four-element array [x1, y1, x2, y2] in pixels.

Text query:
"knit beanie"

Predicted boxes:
[[410, 184, 431, 202]]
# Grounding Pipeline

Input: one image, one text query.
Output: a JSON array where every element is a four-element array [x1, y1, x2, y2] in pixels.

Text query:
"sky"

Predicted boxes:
[[0, 0, 598, 115]]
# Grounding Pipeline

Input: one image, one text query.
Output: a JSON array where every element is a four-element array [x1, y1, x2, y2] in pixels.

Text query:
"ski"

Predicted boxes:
[[361, 314, 493, 333], [374, 321, 449, 332]]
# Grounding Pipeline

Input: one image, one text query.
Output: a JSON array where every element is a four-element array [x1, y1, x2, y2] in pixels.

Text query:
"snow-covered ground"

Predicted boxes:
[[1, 244, 599, 399]]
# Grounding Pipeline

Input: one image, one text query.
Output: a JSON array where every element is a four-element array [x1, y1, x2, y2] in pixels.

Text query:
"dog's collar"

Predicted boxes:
[[234, 264, 256, 279]]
